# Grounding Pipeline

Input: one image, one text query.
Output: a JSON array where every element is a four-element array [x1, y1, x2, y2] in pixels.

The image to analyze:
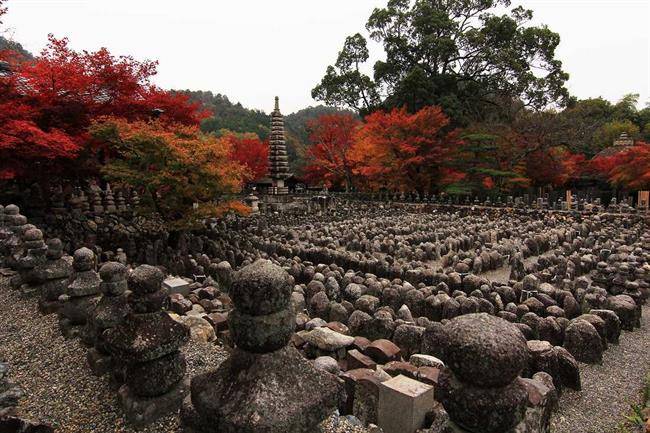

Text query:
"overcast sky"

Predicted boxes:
[[3, 0, 649, 113]]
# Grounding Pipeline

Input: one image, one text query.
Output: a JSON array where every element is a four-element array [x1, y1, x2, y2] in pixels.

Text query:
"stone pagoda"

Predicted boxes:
[[267, 96, 291, 194]]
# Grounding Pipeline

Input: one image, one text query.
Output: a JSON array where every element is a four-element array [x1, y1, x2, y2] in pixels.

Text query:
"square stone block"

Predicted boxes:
[[378, 374, 434, 433], [163, 277, 190, 296]]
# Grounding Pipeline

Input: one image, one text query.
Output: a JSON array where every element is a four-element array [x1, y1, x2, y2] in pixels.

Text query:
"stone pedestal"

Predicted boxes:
[[378, 375, 434, 433], [119, 377, 190, 426]]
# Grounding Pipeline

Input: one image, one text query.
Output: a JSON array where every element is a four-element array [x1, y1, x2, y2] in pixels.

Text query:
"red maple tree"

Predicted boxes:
[[0, 34, 207, 180], [350, 106, 462, 192], [225, 134, 269, 182], [303, 113, 361, 191], [592, 142, 650, 189]]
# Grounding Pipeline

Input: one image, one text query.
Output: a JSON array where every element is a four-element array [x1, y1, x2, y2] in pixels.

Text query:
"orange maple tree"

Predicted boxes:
[[303, 113, 361, 191], [92, 117, 246, 221], [350, 106, 462, 192]]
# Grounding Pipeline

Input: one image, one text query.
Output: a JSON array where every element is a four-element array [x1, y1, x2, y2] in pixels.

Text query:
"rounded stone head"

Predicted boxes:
[[4, 204, 19, 215], [11, 215, 27, 227], [99, 261, 128, 283], [73, 247, 96, 271], [20, 224, 36, 235], [23, 228, 43, 242], [437, 313, 528, 388], [230, 259, 293, 316], [128, 265, 164, 295], [46, 238, 64, 259]]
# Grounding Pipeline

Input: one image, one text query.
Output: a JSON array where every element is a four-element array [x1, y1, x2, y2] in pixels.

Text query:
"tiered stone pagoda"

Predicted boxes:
[[268, 96, 292, 194], [181, 259, 344, 433]]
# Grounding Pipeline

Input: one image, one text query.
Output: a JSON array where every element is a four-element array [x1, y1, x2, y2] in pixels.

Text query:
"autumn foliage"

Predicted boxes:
[[303, 113, 361, 190], [350, 106, 462, 192], [91, 118, 246, 221], [223, 133, 269, 182], [0, 35, 206, 180], [592, 142, 650, 190]]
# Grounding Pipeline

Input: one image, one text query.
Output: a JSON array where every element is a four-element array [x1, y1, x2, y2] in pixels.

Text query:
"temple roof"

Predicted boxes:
[[594, 132, 636, 159]]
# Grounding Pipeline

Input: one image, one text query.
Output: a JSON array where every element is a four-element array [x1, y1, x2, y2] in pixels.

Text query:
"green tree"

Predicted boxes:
[[313, 0, 569, 123], [557, 97, 614, 156], [593, 120, 640, 151]]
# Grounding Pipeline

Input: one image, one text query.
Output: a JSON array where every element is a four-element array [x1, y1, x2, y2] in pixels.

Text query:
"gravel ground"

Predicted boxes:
[[0, 275, 368, 433], [0, 275, 228, 432], [550, 305, 650, 433], [4, 270, 646, 433]]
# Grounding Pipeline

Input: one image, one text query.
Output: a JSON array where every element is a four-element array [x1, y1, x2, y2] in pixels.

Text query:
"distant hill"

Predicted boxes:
[[180, 90, 356, 175], [285, 105, 354, 144], [0, 36, 34, 59]]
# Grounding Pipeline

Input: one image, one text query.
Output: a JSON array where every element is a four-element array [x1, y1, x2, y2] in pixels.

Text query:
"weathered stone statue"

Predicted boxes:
[[104, 265, 190, 426], [104, 183, 117, 213], [86, 261, 130, 376], [433, 314, 535, 433], [59, 247, 101, 339], [37, 238, 73, 314], [14, 227, 47, 296], [2, 205, 28, 271], [181, 259, 345, 433]]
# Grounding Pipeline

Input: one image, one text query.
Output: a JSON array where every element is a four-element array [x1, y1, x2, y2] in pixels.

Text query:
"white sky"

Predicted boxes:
[[2, 0, 649, 114]]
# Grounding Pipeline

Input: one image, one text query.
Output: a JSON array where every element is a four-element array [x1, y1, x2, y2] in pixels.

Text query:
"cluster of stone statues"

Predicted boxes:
[[1, 200, 648, 433]]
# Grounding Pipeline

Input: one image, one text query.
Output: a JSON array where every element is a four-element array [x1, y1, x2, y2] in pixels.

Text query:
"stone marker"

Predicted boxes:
[[181, 259, 345, 433], [163, 276, 191, 296], [86, 262, 130, 376], [435, 313, 529, 433], [37, 238, 73, 315], [378, 374, 434, 433]]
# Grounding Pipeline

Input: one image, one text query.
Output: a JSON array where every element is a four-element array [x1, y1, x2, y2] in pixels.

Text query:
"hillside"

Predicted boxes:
[[180, 90, 356, 175], [0, 35, 34, 59]]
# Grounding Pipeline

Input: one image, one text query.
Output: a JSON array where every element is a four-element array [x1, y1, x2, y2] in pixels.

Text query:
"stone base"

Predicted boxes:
[[180, 396, 327, 433], [424, 376, 557, 433], [9, 275, 22, 290], [427, 416, 547, 433], [0, 416, 54, 433], [19, 283, 40, 298], [38, 299, 61, 315], [58, 318, 81, 340], [118, 377, 189, 426], [0, 268, 17, 277], [183, 345, 344, 433], [87, 348, 112, 377]]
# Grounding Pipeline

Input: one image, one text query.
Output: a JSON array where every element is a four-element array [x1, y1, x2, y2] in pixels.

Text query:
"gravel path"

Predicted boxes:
[[550, 305, 650, 433], [0, 275, 367, 433], [0, 275, 229, 432]]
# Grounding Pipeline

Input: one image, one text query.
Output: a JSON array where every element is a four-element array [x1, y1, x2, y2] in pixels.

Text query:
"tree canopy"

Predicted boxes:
[[93, 118, 246, 221], [313, 0, 569, 124]]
